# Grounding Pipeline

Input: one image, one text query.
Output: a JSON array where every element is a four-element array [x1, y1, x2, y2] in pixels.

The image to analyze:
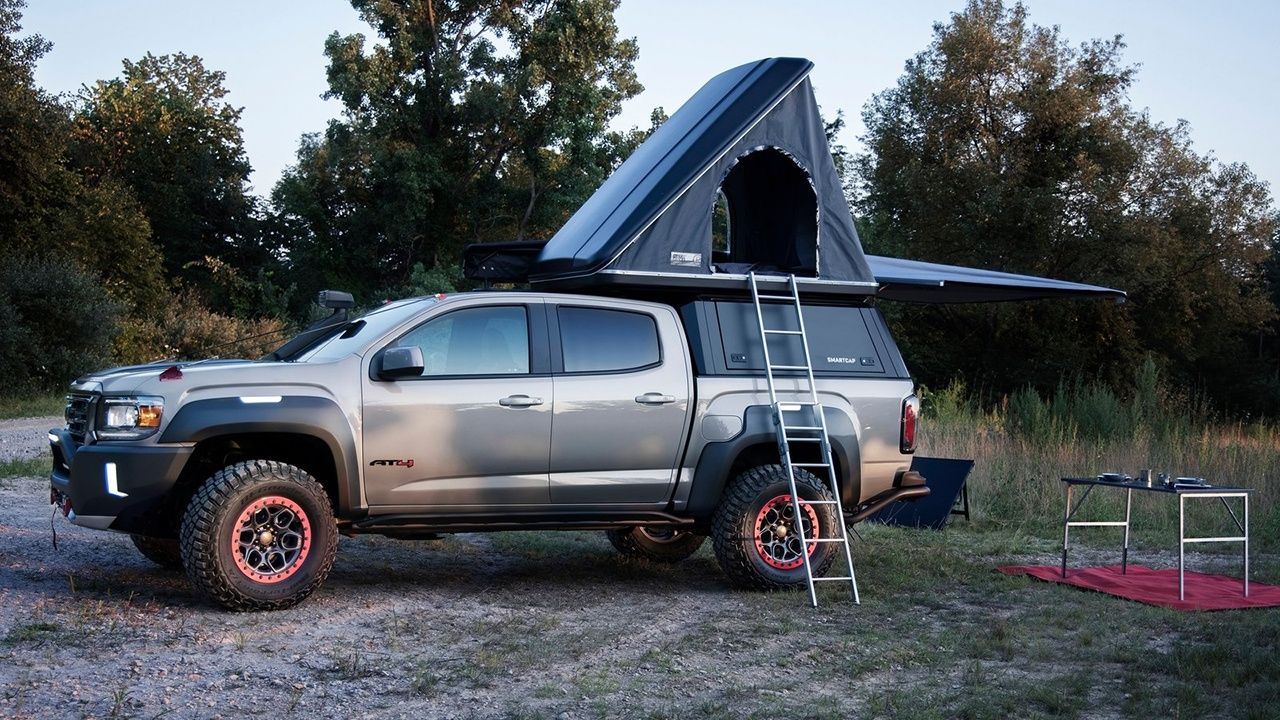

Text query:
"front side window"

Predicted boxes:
[[559, 307, 660, 373], [393, 305, 529, 376]]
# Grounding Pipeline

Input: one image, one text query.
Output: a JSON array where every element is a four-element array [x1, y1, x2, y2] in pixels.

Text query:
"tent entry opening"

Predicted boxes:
[[712, 147, 819, 277]]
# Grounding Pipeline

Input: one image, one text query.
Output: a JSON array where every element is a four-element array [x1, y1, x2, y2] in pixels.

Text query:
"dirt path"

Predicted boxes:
[[0, 416, 60, 462]]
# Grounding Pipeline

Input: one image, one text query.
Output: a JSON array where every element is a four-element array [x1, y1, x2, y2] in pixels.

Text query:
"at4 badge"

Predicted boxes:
[[369, 459, 415, 468]]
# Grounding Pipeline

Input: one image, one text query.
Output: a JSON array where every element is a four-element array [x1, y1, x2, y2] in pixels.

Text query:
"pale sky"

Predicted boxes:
[[22, 1, 1280, 201]]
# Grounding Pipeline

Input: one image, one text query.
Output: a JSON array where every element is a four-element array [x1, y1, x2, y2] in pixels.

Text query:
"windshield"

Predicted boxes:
[[290, 297, 438, 363]]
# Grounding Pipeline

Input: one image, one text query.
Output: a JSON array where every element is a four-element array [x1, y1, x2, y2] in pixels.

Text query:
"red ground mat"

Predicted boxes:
[[998, 564, 1280, 611]]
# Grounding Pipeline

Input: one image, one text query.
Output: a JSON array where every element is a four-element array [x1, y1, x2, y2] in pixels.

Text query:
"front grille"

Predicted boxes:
[[64, 393, 96, 443]]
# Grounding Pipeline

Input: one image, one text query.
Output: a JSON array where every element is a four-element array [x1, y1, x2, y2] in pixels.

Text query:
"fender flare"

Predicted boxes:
[[685, 405, 861, 518], [158, 396, 362, 515]]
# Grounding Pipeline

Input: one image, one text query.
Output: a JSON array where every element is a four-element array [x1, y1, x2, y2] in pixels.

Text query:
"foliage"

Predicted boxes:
[[396, 261, 464, 298], [0, 0, 65, 255], [113, 291, 287, 364], [271, 0, 643, 310], [857, 0, 1277, 413], [70, 52, 262, 286], [0, 255, 121, 392]]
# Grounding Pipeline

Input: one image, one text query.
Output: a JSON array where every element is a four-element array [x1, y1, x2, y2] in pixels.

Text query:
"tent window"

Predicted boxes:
[[712, 148, 818, 276]]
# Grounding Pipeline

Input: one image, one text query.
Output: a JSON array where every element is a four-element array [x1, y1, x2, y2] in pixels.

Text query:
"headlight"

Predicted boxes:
[[97, 396, 164, 440]]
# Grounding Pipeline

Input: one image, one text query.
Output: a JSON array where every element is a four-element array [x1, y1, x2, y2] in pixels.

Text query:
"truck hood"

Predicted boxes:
[[71, 359, 256, 395]]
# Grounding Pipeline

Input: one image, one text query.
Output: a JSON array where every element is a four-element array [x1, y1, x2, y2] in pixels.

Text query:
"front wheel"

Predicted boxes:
[[711, 465, 840, 590], [180, 460, 338, 611], [605, 527, 705, 563]]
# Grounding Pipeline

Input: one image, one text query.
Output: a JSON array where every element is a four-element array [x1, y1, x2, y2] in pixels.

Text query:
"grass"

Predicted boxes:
[[471, 523, 1280, 719], [919, 366, 1280, 551], [0, 454, 50, 480], [0, 393, 63, 420], [3, 620, 60, 645]]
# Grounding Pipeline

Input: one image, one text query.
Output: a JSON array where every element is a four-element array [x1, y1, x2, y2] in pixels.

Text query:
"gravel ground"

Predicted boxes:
[[0, 416, 60, 462], [1, 470, 736, 719]]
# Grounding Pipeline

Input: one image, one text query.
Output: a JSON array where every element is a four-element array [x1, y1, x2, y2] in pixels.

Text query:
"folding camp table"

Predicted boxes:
[[1060, 477, 1252, 600]]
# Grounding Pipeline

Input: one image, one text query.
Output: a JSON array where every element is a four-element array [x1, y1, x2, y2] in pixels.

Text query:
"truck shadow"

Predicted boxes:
[[323, 531, 730, 598]]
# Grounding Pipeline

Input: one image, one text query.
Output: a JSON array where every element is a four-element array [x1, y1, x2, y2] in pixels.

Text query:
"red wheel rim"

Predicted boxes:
[[230, 496, 312, 584], [753, 494, 820, 570]]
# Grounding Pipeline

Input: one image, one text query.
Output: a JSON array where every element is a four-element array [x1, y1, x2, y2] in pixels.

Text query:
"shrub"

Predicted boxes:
[[0, 254, 121, 392], [113, 291, 287, 364]]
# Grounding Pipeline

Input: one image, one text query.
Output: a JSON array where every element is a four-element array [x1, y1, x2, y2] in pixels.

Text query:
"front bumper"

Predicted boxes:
[[49, 429, 192, 533]]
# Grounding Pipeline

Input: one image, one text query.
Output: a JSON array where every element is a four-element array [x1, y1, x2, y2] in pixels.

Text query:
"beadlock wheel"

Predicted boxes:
[[230, 496, 312, 584], [753, 495, 819, 570]]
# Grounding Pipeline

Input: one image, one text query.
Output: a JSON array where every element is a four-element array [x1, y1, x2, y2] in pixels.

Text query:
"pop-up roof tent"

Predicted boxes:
[[474, 57, 1125, 304]]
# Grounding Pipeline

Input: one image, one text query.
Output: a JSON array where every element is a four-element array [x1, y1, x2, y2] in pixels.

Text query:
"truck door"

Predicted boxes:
[[548, 302, 692, 504], [362, 301, 552, 508]]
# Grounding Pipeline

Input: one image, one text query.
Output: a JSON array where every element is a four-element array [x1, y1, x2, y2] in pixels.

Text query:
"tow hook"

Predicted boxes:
[[50, 488, 71, 517]]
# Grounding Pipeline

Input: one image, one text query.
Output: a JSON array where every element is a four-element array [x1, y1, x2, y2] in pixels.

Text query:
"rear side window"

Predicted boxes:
[[393, 305, 529, 376], [713, 301, 886, 375], [558, 307, 660, 373]]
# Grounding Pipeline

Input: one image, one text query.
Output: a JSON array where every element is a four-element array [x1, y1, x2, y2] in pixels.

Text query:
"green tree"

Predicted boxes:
[[272, 0, 642, 308], [856, 0, 1276, 411], [0, 0, 145, 387], [71, 52, 257, 286], [0, 0, 72, 255]]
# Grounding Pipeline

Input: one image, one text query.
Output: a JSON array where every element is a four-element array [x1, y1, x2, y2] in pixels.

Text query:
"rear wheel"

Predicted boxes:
[[711, 464, 839, 590], [605, 527, 705, 563], [129, 534, 182, 569], [180, 460, 338, 611]]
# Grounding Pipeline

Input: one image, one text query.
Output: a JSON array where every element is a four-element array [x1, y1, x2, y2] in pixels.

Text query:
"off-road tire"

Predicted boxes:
[[180, 460, 338, 611], [129, 534, 182, 569], [711, 464, 840, 590], [605, 528, 705, 563]]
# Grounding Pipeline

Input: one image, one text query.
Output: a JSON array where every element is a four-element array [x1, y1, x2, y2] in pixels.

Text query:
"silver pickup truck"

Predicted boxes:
[[50, 289, 920, 610]]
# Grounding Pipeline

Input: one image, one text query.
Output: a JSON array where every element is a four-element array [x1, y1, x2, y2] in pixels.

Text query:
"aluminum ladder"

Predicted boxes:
[[748, 272, 860, 607]]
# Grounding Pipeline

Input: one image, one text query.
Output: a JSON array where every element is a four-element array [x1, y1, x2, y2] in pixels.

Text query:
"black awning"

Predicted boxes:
[[867, 255, 1126, 303]]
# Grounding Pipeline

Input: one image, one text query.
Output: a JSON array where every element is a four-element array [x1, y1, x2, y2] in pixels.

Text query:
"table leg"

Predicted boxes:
[[1245, 494, 1250, 598], [1062, 484, 1072, 578], [1122, 488, 1132, 574], [1179, 494, 1186, 601]]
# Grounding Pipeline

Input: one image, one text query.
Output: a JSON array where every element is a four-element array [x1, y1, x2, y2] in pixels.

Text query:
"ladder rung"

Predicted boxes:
[[794, 499, 838, 505], [778, 402, 818, 410], [785, 437, 823, 443], [812, 577, 855, 582], [754, 294, 796, 301], [805, 538, 849, 544], [792, 462, 830, 468], [770, 364, 809, 371], [763, 329, 804, 335], [781, 425, 823, 431]]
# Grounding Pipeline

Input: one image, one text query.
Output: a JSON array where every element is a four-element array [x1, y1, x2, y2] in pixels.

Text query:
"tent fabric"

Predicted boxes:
[[998, 565, 1275, 611], [530, 57, 875, 290], [867, 255, 1127, 304]]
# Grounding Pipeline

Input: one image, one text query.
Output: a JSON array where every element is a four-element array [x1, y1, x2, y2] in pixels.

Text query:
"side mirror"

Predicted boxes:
[[379, 346, 424, 379]]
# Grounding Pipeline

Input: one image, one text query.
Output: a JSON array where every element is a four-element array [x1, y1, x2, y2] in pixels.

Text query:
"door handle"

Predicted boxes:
[[499, 395, 543, 407], [635, 392, 676, 405]]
